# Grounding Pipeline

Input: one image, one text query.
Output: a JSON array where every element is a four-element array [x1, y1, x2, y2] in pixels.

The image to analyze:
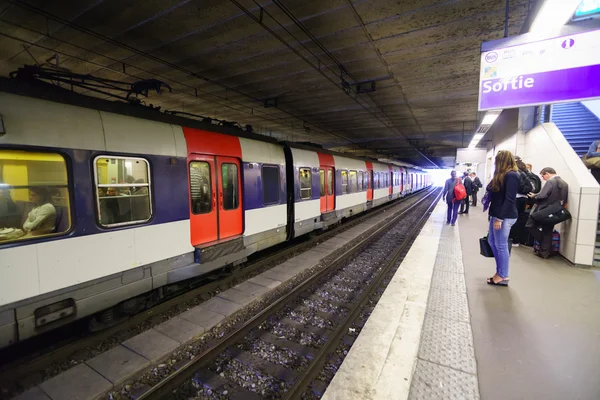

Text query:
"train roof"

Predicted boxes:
[[0, 77, 427, 172]]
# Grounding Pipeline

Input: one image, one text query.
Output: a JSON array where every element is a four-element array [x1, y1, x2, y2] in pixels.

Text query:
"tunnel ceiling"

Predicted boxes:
[[0, 0, 531, 167]]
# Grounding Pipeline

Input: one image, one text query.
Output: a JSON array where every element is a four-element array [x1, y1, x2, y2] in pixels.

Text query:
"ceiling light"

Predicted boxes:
[[530, 0, 583, 36], [468, 110, 502, 149], [481, 112, 500, 125]]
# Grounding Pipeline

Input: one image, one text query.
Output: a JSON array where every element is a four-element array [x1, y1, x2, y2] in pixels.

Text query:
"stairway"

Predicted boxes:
[[543, 102, 600, 155], [542, 102, 600, 267]]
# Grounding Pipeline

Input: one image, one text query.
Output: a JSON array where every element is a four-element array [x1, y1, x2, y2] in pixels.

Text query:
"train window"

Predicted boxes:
[[221, 163, 239, 210], [358, 171, 364, 191], [190, 162, 212, 214], [319, 169, 325, 197], [327, 169, 333, 195], [95, 156, 151, 227], [262, 165, 280, 205], [300, 168, 312, 200], [341, 170, 348, 194], [349, 170, 358, 193], [0, 150, 71, 244]]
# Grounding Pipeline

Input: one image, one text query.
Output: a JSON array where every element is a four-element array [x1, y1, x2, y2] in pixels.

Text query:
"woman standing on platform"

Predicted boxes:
[[486, 150, 519, 286]]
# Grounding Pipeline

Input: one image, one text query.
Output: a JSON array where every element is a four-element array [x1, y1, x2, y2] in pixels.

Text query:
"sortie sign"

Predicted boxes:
[[478, 29, 600, 111]]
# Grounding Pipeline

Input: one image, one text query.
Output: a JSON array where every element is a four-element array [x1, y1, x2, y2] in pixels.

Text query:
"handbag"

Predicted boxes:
[[480, 235, 513, 258], [481, 190, 491, 212], [530, 202, 571, 225]]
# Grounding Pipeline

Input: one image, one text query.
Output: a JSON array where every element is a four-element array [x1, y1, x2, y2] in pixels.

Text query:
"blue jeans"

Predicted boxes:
[[488, 217, 517, 278], [447, 201, 460, 224]]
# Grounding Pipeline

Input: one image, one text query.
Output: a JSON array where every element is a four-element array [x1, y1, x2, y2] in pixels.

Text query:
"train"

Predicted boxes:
[[0, 77, 430, 348]]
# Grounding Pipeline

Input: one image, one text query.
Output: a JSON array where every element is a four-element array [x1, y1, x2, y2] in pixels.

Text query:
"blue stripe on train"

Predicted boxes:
[[242, 162, 287, 211], [293, 166, 320, 202], [0, 147, 189, 249]]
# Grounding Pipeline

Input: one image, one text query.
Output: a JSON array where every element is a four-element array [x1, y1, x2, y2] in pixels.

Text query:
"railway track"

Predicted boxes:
[[0, 188, 435, 399], [135, 189, 441, 400]]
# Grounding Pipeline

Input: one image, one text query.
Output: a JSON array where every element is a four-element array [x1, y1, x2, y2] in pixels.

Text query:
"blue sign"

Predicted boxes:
[[573, 0, 600, 20]]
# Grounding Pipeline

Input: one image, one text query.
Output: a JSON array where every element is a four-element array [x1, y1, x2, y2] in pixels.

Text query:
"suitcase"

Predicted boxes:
[[533, 230, 560, 253]]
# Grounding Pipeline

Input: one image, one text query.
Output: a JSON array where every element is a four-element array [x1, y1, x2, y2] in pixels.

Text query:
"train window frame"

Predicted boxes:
[[358, 171, 364, 191], [221, 163, 239, 210], [93, 155, 152, 228], [262, 164, 280, 206], [299, 167, 312, 200], [319, 168, 325, 197], [327, 169, 333, 196], [190, 161, 212, 215], [0, 148, 73, 245], [341, 170, 348, 194], [349, 170, 358, 193]]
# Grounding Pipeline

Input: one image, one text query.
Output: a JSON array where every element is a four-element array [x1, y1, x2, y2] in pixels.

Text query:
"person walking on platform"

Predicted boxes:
[[459, 172, 472, 214], [442, 170, 460, 226], [470, 172, 482, 206], [486, 150, 519, 286], [526, 167, 569, 259]]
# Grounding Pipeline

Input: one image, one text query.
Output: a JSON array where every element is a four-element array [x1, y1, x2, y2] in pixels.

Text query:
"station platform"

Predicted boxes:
[[323, 200, 600, 400]]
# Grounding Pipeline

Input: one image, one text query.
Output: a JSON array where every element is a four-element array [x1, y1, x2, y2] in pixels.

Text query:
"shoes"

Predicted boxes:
[[512, 243, 520, 247], [487, 276, 509, 286], [458, 211, 465, 214], [451, 223, 455, 226]]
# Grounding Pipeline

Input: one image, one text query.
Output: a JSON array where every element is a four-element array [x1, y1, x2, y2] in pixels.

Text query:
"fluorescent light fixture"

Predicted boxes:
[[468, 110, 502, 149], [481, 113, 500, 125], [530, 0, 582, 36]]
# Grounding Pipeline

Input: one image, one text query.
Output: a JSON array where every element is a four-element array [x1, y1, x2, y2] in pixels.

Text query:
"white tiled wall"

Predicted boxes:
[[522, 123, 600, 266]]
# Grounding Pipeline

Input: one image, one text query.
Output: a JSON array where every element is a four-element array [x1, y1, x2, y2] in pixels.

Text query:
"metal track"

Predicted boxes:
[[137, 189, 441, 400], [0, 188, 433, 396]]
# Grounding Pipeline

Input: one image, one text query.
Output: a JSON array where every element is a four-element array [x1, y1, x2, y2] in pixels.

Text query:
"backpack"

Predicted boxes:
[[518, 170, 541, 195], [527, 171, 542, 193], [454, 182, 467, 201]]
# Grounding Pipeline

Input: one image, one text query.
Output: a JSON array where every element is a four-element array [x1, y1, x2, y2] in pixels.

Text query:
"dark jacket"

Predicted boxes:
[[442, 177, 457, 203], [472, 177, 482, 192], [533, 176, 569, 211], [463, 176, 473, 195], [488, 171, 519, 220]]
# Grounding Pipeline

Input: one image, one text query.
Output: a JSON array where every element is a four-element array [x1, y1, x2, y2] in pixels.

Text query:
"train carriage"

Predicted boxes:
[[0, 78, 430, 348]]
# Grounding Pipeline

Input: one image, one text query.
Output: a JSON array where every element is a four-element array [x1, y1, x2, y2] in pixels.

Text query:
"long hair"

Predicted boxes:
[[490, 150, 518, 192]]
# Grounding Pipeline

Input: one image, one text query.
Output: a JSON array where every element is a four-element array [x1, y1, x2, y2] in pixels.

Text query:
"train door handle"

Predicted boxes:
[[219, 192, 223, 208], [212, 192, 216, 209]]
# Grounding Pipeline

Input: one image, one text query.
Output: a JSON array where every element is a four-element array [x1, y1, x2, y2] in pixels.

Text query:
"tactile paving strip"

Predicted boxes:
[[430, 269, 466, 293], [408, 359, 480, 400], [426, 287, 470, 323], [409, 224, 480, 399], [417, 314, 476, 374]]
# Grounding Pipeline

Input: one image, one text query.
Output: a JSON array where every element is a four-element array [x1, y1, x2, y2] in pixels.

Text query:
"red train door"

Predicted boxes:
[[189, 154, 218, 245], [217, 156, 243, 239], [320, 167, 335, 212], [389, 166, 393, 195], [400, 171, 404, 193], [365, 162, 373, 201]]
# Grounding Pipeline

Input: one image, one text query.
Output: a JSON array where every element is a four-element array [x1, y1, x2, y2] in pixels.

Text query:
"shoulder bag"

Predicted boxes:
[[530, 202, 571, 225]]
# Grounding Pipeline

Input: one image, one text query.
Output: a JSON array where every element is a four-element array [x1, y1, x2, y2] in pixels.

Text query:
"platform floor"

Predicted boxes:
[[324, 200, 600, 400], [459, 205, 600, 400]]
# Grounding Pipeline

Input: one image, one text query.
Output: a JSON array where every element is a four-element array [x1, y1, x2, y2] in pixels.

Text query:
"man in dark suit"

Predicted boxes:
[[470, 172, 482, 206], [459, 172, 472, 214], [526, 167, 569, 259]]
